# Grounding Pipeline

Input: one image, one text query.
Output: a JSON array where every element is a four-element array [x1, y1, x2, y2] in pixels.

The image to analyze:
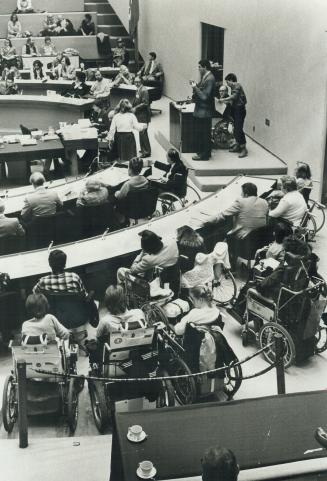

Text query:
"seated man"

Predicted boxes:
[[117, 230, 179, 290], [0, 199, 25, 238], [114, 157, 148, 201], [138, 51, 163, 87], [89, 70, 111, 101], [0, 74, 19, 95], [112, 38, 130, 67], [151, 148, 188, 197], [269, 175, 307, 226], [33, 249, 88, 298], [20, 172, 63, 223], [202, 446, 239, 481], [76, 179, 109, 207], [205, 182, 269, 267], [112, 64, 134, 87]]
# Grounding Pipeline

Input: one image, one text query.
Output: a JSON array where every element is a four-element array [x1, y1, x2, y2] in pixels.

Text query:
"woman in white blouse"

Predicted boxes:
[[7, 13, 22, 38], [107, 98, 147, 162]]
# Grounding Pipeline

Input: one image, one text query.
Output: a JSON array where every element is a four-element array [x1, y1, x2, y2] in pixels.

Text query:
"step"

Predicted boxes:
[[189, 172, 235, 193], [86, 0, 108, 3], [97, 13, 122, 25], [85, 2, 114, 13], [98, 24, 126, 36]]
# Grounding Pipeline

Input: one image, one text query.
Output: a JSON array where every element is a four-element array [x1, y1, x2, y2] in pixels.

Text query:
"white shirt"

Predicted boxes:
[[174, 306, 220, 336], [108, 112, 144, 141], [90, 78, 111, 98], [269, 190, 307, 226]]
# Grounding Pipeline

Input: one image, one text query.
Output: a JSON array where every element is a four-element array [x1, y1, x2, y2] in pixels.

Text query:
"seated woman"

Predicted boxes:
[[22, 293, 70, 342], [177, 225, 206, 273], [151, 148, 188, 198], [78, 14, 95, 36], [56, 19, 77, 37], [40, 15, 58, 37], [295, 164, 313, 204], [1, 39, 18, 70], [114, 157, 148, 201], [61, 71, 90, 98], [2, 64, 20, 81], [255, 222, 293, 264], [112, 64, 134, 87], [32, 60, 44, 80], [40, 36, 57, 56], [174, 286, 221, 336], [56, 56, 76, 80], [268, 175, 307, 227], [0, 74, 19, 95], [76, 179, 109, 207], [96, 285, 145, 342], [22, 37, 38, 56], [117, 229, 179, 293], [16, 0, 34, 13], [7, 13, 22, 38]]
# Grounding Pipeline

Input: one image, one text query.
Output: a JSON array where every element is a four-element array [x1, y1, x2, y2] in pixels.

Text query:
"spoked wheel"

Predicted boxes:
[[183, 183, 201, 206], [212, 119, 234, 149], [259, 322, 295, 368], [67, 378, 79, 434], [2, 375, 18, 433], [304, 213, 317, 242], [157, 192, 184, 216], [166, 357, 196, 405], [308, 200, 325, 233], [88, 380, 110, 434], [212, 266, 237, 306], [156, 369, 175, 408], [224, 361, 242, 400], [315, 324, 327, 354], [142, 303, 169, 328]]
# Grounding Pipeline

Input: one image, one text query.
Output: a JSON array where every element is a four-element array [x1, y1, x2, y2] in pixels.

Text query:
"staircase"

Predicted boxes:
[[84, 0, 139, 70]]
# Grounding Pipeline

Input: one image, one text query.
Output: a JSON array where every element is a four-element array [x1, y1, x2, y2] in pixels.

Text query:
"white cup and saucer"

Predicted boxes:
[[127, 424, 147, 443], [136, 460, 156, 479]]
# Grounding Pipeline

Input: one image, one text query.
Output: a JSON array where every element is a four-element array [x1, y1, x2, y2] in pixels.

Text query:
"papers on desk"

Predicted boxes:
[[3, 135, 19, 144], [43, 134, 59, 141], [20, 136, 37, 146], [78, 118, 92, 128], [61, 124, 98, 141], [215, 97, 227, 115]]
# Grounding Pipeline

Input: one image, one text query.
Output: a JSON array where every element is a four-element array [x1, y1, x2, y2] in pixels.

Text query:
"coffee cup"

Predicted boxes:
[[139, 460, 153, 476], [128, 424, 143, 440]]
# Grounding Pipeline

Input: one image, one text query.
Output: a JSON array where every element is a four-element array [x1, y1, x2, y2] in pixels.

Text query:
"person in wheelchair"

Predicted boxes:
[[254, 222, 293, 265], [269, 176, 307, 227], [96, 285, 145, 342], [150, 148, 188, 198], [177, 225, 206, 274], [114, 157, 149, 201], [22, 293, 70, 342]]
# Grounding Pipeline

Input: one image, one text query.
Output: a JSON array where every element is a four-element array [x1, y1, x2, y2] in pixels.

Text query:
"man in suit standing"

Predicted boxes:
[[0, 199, 25, 238], [133, 76, 151, 158], [138, 51, 164, 87], [191, 59, 216, 161], [21, 172, 63, 223]]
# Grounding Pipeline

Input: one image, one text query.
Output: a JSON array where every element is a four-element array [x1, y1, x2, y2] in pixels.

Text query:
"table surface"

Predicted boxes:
[[0, 176, 275, 280], [0, 94, 94, 108], [0, 139, 63, 160], [114, 390, 327, 481]]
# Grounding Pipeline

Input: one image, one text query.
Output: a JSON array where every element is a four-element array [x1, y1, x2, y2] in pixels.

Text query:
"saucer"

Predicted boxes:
[[136, 466, 157, 479], [127, 430, 147, 443]]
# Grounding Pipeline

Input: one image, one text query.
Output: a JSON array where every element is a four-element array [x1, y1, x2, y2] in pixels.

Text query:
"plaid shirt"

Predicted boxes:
[[33, 271, 88, 298]]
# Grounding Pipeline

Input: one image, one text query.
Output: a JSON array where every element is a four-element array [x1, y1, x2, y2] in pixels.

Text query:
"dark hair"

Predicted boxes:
[[149, 51, 157, 59], [5, 38, 13, 47], [104, 285, 126, 315], [6, 72, 15, 81], [139, 230, 163, 255], [44, 36, 51, 43], [296, 164, 311, 180], [48, 249, 67, 273], [202, 446, 239, 481], [198, 59, 211, 70], [281, 176, 297, 192], [76, 70, 86, 83], [167, 148, 181, 164], [26, 293, 49, 319], [129, 157, 143, 175], [225, 73, 237, 82], [62, 56, 71, 67], [10, 13, 18, 22], [283, 236, 311, 258], [177, 225, 204, 248], [33, 60, 43, 69], [241, 182, 257, 197], [85, 13, 92, 21], [273, 222, 293, 244]]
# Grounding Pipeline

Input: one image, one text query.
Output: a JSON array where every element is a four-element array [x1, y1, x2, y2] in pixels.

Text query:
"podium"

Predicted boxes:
[[169, 101, 197, 153]]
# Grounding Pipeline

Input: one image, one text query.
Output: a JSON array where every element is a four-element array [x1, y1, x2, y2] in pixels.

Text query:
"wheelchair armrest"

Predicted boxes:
[[104, 342, 111, 354], [247, 288, 276, 307]]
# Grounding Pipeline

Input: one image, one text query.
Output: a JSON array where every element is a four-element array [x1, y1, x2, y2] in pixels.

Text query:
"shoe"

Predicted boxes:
[[238, 147, 248, 158], [192, 154, 209, 161], [229, 144, 241, 153]]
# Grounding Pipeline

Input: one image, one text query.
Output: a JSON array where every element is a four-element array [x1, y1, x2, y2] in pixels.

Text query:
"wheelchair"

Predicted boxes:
[[241, 275, 327, 368], [154, 183, 201, 217], [212, 118, 234, 150], [87, 317, 175, 434], [2, 334, 80, 434]]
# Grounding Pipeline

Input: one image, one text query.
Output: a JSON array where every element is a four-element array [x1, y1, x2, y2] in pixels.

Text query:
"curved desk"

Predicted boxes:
[[0, 95, 94, 131], [0, 176, 275, 281], [16, 79, 93, 96]]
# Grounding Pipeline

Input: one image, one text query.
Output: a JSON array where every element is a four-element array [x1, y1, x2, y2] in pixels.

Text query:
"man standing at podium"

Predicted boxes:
[[190, 59, 216, 161]]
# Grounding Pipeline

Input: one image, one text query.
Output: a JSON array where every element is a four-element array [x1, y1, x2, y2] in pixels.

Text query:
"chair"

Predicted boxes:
[[25, 215, 56, 250], [0, 291, 24, 342], [45, 292, 98, 331], [76, 202, 115, 238], [0, 235, 26, 255], [121, 187, 158, 225], [233, 224, 274, 273], [144, 75, 164, 115]]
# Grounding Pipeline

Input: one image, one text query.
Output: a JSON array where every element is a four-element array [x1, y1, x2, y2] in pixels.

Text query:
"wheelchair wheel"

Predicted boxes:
[[166, 357, 196, 405], [156, 369, 175, 408], [304, 213, 317, 242], [88, 380, 110, 434], [224, 361, 243, 400], [308, 200, 325, 233], [142, 303, 169, 328], [2, 375, 18, 433], [157, 192, 184, 216], [67, 378, 79, 434], [212, 119, 234, 149], [212, 268, 237, 306], [259, 322, 296, 368], [315, 324, 327, 354], [184, 183, 201, 205]]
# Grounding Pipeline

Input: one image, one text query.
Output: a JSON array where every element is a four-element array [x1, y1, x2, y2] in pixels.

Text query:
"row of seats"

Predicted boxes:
[[0, 0, 84, 15]]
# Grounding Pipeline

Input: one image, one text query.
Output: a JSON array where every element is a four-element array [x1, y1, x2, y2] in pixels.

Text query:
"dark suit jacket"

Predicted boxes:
[[140, 60, 163, 80], [133, 86, 151, 124], [193, 71, 216, 118], [0, 215, 25, 238], [154, 160, 188, 197]]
